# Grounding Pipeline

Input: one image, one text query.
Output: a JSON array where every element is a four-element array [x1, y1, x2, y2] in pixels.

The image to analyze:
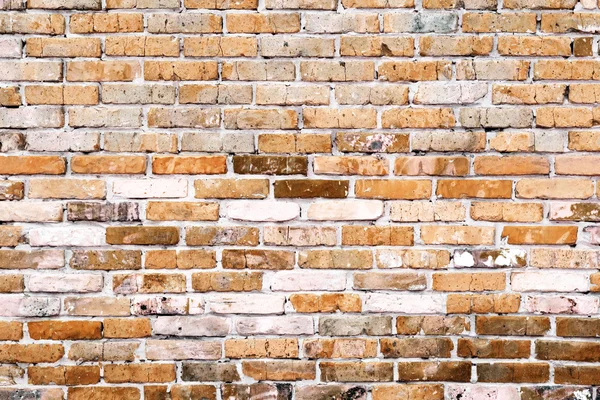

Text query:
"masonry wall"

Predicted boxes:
[[0, 0, 600, 398]]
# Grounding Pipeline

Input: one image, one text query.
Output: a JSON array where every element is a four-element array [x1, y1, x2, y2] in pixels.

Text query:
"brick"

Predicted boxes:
[[104, 364, 175, 383], [0, 181, 23, 200], [227, 200, 299, 221], [335, 85, 408, 105], [502, 226, 577, 245], [413, 131, 486, 152], [274, 179, 348, 198], [343, 226, 413, 246], [0, 321, 23, 340], [372, 385, 444, 400], [272, 270, 346, 291], [152, 316, 230, 336], [390, 201, 466, 222], [106, 226, 179, 245], [28, 320, 101, 340], [0, 296, 60, 317], [498, 36, 571, 56], [383, 12, 458, 32], [0, 322, 22, 340], [113, 273, 185, 294], [526, 295, 598, 314], [147, 340, 221, 360], [555, 155, 600, 175], [222, 384, 292, 400], [458, 338, 530, 359], [304, 338, 377, 358], [534, 60, 600, 80], [186, 226, 258, 246], [519, 387, 592, 400], [379, 61, 451, 81], [29, 178, 105, 199], [396, 316, 469, 335], [182, 133, 254, 153], [376, 249, 451, 269], [395, 156, 468, 176], [147, 201, 219, 221], [476, 316, 550, 336], [420, 36, 493, 56], [67, 202, 139, 222], [382, 108, 455, 128], [340, 36, 414, 57], [397, 362, 471, 382], [364, 293, 444, 313], [516, 178, 594, 199], [70, 12, 142, 32], [478, 363, 549, 383], [0, 344, 64, 363], [66, 61, 140, 81], [319, 316, 391, 335], [223, 61, 295, 81], [68, 388, 139, 400], [421, 226, 495, 245], [301, 61, 374, 81], [314, 156, 387, 175], [184, 37, 256, 57], [298, 249, 372, 269], [222, 249, 294, 269], [144, 61, 217, 81], [291, 293, 361, 312], [26, 37, 101, 57], [297, 385, 368, 400], [355, 180, 432, 200], [181, 363, 240, 381], [0, 226, 21, 247], [206, 294, 285, 314], [243, 360, 315, 381], [458, 60, 529, 80], [321, 362, 393, 382], [106, 36, 180, 56], [381, 338, 453, 358], [64, 297, 130, 316], [463, 12, 536, 32], [437, 179, 512, 199], [471, 202, 543, 222], [0, 14, 65, 34], [0, 202, 62, 222], [148, 108, 220, 128], [433, 272, 506, 291], [147, 14, 222, 33]]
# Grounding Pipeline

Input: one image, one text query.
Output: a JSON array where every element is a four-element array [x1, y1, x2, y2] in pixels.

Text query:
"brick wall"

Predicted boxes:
[[0, 0, 600, 397]]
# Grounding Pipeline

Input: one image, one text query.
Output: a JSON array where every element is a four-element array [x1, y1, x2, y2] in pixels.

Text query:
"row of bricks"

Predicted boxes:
[[0, 358, 598, 385], [3, 315, 599, 337], [1, 269, 599, 293], [0, 36, 598, 59], [8, 106, 600, 129], [0, 384, 597, 400], [2, 0, 598, 10], [7, 83, 600, 107], [0, 292, 596, 314], [5, 60, 600, 83], [2, 199, 600, 223], [1, 131, 600, 154], [2, 155, 600, 175], [0, 223, 596, 246], [3, 35, 598, 59], [1, 247, 599, 270], [3, 12, 600, 34]]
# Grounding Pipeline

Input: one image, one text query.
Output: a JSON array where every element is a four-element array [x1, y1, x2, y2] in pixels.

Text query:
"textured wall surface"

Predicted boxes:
[[1, 0, 600, 398]]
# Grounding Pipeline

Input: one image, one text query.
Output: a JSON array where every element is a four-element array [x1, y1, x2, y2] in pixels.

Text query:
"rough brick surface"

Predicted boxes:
[[0, 0, 599, 396]]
